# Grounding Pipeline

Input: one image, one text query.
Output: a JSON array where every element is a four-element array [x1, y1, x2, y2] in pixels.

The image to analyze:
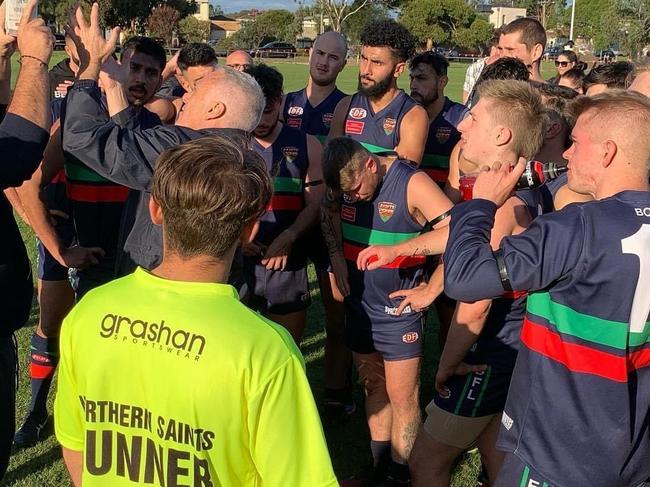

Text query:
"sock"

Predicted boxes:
[[28, 333, 59, 418], [387, 459, 411, 484], [370, 440, 391, 467]]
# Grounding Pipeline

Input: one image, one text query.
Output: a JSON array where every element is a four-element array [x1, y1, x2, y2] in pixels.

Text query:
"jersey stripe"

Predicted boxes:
[[521, 317, 650, 382], [274, 177, 303, 193], [421, 153, 450, 169], [422, 168, 448, 183], [342, 222, 420, 246], [359, 141, 393, 154], [343, 242, 425, 268], [267, 194, 303, 211], [66, 183, 129, 203], [527, 292, 650, 350], [65, 163, 113, 184]]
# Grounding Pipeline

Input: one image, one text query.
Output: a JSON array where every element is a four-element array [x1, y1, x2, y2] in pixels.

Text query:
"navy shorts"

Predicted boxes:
[[344, 303, 424, 361], [434, 364, 512, 417], [244, 257, 311, 315], [302, 227, 331, 272], [36, 219, 75, 281]]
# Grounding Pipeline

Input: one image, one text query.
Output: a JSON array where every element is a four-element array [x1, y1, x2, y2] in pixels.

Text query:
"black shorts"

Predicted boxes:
[[433, 364, 512, 417], [36, 220, 75, 281], [344, 304, 424, 361], [301, 227, 331, 272], [244, 257, 311, 315]]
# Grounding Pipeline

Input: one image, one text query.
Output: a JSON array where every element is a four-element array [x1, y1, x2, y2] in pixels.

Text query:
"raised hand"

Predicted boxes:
[[0, 3, 17, 59], [16, 0, 54, 65], [472, 158, 527, 207]]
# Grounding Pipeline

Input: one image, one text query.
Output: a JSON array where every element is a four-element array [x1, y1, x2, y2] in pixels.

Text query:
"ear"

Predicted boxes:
[[240, 219, 258, 244], [367, 156, 378, 173], [205, 101, 227, 121], [495, 125, 513, 147], [176, 73, 192, 93], [149, 196, 164, 226], [545, 120, 563, 140], [439, 75, 449, 91], [602, 139, 617, 168], [531, 43, 544, 64], [394, 61, 406, 78]]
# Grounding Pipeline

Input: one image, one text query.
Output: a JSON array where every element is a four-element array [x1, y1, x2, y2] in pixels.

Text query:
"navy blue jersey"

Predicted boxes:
[[344, 91, 418, 154], [421, 97, 468, 186], [43, 99, 72, 215], [444, 193, 650, 487], [283, 88, 346, 142], [253, 124, 309, 268], [342, 160, 426, 327]]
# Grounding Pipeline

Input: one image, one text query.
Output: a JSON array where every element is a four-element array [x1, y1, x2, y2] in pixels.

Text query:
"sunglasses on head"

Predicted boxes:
[[555, 61, 570, 67]]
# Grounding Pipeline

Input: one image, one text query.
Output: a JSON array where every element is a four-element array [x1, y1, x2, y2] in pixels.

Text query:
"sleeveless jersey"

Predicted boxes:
[[253, 124, 309, 250], [344, 90, 418, 154], [44, 99, 72, 216], [283, 88, 346, 142], [495, 192, 650, 486], [342, 160, 426, 326], [421, 97, 468, 186]]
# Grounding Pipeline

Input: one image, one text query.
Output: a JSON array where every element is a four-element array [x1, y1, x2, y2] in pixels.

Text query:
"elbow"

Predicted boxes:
[[444, 266, 483, 302]]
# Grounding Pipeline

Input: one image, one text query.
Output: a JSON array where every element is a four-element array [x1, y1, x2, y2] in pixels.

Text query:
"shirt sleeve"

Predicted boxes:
[[54, 310, 85, 452], [444, 199, 585, 302], [0, 112, 49, 189], [248, 355, 338, 487], [61, 80, 183, 192]]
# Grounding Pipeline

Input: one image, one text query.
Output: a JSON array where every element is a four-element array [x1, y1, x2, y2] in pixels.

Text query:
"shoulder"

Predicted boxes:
[[403, 103, 428, 126]]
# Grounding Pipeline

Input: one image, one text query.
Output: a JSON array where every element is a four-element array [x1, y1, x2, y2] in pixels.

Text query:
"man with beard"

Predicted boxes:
[[409, 52, 468, 188], [61, 3, 264, 280], [245, 64, 324, 343], [329, 19, 428, 163], [281, 30, 355, 414]]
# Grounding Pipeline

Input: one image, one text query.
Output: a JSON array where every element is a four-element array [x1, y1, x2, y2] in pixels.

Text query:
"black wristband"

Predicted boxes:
[[305, 179, 323, 187], [422, 209, 452, 233], [493, 249, 513, 292]]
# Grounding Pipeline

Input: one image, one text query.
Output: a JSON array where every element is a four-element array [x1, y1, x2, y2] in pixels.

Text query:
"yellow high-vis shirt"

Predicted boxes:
[[55, 267, 338, 487]]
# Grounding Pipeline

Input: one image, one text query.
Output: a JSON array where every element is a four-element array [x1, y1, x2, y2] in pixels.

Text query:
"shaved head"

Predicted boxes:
[[310, 31, 347, 87], [313, 31, 347, 58], [226, 50, 254, 72]]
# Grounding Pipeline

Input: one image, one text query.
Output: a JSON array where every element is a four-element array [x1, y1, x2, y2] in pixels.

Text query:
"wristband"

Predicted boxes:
[[19, 55, 48, 68]]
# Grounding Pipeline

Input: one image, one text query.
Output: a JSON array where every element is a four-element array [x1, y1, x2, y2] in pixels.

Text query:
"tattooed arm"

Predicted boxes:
[[320, 190, 350, 297]]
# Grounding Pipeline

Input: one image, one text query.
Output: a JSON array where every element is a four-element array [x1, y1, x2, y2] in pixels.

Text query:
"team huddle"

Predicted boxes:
[[0, 1, 649, 486]]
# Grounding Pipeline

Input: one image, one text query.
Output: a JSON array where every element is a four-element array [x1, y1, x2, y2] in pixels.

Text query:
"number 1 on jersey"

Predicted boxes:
[[621, 224, 650, 333]]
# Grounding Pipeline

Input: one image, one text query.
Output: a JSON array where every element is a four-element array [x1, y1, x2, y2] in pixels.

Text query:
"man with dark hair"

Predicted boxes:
[[329, 19, 428, 163], [54, 136, 338, 487], [466, 57, 530, 110], [498, 17, 547, 82], [322, 137, 452, 485], [409, 52, 468, 187], [50, 34, 78, 100], [245, 64, 324, 343], [280, 30, 354, 415], [583, 60, 634, 95], [0, 0, 56, 479], [443, 90, 650, 487]]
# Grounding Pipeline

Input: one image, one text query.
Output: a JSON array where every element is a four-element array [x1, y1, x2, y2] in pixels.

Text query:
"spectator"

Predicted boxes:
[[548, 50, 578, 84], [629, 59, 650, 98], [226, 49, 254, 71], [462, 28, 501, 104], [497, 18, 547, 82], [558, 66, 586, 93], [583, 60, 634, 96]]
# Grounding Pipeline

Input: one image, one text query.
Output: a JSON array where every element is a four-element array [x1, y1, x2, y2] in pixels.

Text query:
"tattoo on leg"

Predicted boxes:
[[402, 419, 421, 459]]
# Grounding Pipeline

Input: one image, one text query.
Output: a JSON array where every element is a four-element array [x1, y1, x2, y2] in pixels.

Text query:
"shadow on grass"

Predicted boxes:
[[3, 442, 60, 486]]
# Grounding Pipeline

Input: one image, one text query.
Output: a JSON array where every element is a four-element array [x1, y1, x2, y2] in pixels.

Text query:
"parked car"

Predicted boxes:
[[544, 46, 562, 60], [54, 33, 66, 51], [251, 42, 297, 59]]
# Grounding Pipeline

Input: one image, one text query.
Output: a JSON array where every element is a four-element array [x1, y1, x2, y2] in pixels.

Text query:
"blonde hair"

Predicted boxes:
[[323, 138, 373, 192], [477, 79, 545, 159]]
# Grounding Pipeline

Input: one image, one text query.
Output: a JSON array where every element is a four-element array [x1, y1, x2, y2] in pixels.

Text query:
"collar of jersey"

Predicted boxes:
[[133, 267, 239, 298]]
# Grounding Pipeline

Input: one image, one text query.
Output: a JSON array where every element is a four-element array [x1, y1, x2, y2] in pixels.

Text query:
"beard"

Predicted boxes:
[[412, 89, 439, 108], [254, 119, 278, 139], [357, 72, 393, 98]]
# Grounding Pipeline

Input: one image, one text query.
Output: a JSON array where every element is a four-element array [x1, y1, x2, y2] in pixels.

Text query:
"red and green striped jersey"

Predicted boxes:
[[444, 193, 650, 487], [344, 91, 418, 155], [342, 160, 427, 326], [421, 97, 468, 187]]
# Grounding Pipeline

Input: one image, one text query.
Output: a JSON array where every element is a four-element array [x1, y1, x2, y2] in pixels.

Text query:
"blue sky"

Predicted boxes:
[[214, 0, 300, 13]]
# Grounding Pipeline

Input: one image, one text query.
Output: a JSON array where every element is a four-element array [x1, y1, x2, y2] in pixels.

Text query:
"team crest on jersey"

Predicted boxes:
[[341, 205, 356, 222], [349, 107, 367, 120], [402, 331, 419, 343], [346, 120, 365, 135], [436, 126, 452, 144], [343, 193, 355, 204], [383, 118, 397, 135], [378, 201, 396, 222], [322, 112, 334, 128], [282, 146, 299, 163], [287, 106, 304, 116], [287, 117, 302, 129]]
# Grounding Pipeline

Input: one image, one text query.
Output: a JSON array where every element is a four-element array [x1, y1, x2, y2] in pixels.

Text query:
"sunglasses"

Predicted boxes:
[[555, 61, 570, 67]]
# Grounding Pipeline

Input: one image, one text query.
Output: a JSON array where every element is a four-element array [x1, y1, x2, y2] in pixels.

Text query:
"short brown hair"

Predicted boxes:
[[571, 90, 650, 170], [322, 138, 372, 192], [152, 134, 272, 259], [501, 18, 547, 52], [477, 79, 545, 159]]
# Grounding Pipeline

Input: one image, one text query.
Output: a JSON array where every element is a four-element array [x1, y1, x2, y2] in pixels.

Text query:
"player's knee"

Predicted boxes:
[[386, 379, 419, 410], [356, 359, 386, 397], [410, 432, 449, 478]]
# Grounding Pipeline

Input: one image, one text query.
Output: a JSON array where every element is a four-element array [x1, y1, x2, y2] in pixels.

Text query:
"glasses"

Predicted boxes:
[[555, 61, 570, 67]]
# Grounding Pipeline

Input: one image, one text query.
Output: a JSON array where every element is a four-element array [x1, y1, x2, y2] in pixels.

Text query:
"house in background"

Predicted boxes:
[[476, 4, 527, 28], [208, 15, 241, 41]]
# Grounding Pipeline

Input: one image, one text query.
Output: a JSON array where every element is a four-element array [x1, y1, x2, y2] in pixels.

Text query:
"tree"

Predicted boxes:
[[147, 5, 181, 45], [341, 0, 390, 43], [453, 18, 493, 54], [178, 15, 211, 43], [209, 2, 224, 17], [228, 10, 299, 49], [400, 0, 476, 49], [303, 0, 400, 33]]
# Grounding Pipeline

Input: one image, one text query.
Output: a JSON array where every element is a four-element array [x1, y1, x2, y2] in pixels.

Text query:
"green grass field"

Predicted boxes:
[[3, 52, 557, 487]]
